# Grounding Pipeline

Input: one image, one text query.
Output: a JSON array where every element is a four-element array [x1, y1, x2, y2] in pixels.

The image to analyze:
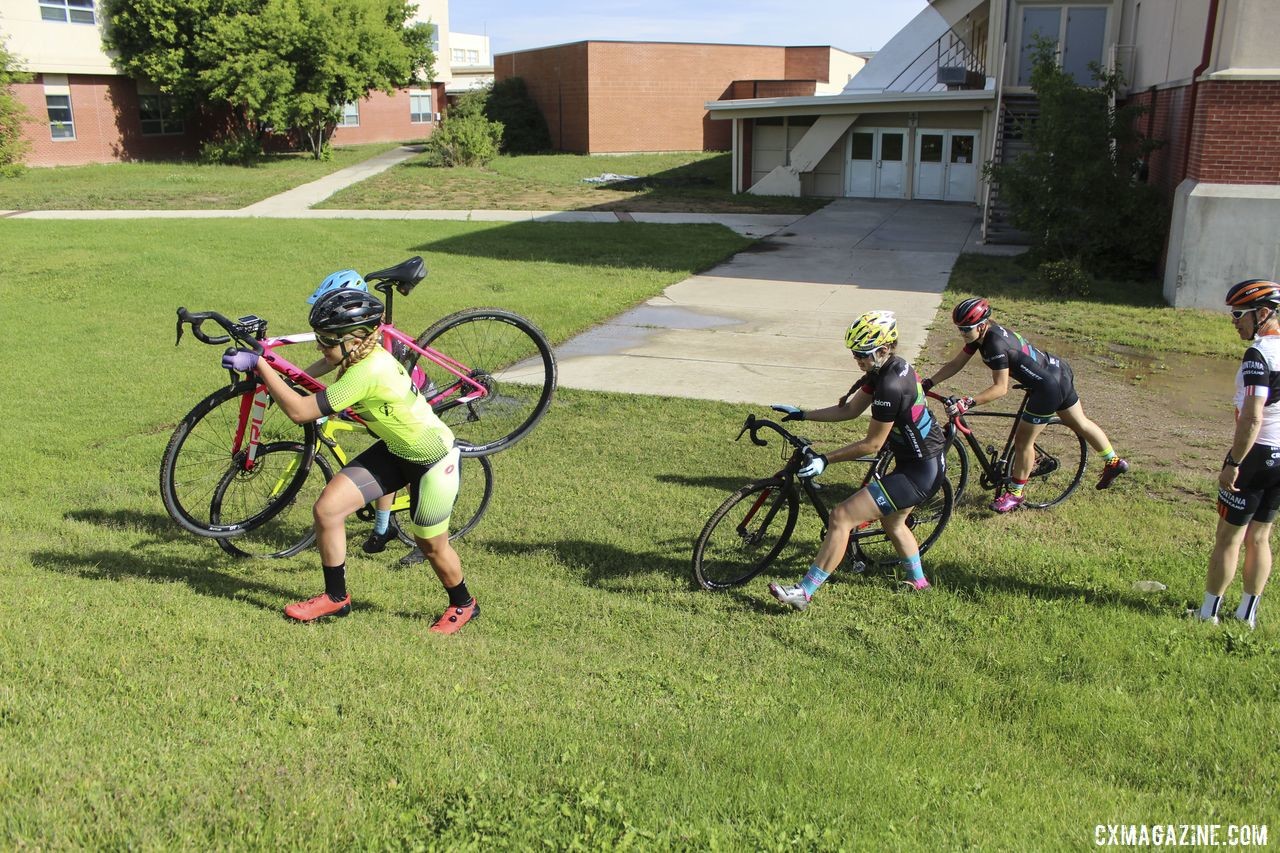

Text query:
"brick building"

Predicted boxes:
[[0, 0, 486, 166], [493, 41, 866, 154]]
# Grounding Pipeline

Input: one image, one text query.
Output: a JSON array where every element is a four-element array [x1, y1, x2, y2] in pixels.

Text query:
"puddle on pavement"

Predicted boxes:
[[555, 305, 739, 357]]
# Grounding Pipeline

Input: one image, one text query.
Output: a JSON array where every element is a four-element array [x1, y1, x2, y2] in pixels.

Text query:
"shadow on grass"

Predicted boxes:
[[30, 546, 391, 620], [950, 254, 1166, 308], [409, 219, 743, 272], [65, 508, 195, 544]]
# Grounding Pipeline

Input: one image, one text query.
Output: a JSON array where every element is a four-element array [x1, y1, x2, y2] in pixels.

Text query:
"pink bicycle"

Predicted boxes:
[[159, 256, 556, 539]]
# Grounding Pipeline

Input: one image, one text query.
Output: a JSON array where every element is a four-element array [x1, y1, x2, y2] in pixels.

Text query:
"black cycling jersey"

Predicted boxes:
[[854, 355, 946, 462], [964, 322, 1065, 388]]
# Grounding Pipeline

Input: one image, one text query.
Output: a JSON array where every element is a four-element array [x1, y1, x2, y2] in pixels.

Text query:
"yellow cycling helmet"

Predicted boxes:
[[844, 310, 898, 352]]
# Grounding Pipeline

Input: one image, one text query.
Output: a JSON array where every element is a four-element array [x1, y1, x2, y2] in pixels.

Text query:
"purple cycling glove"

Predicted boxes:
[[221, 348, 259, 372]]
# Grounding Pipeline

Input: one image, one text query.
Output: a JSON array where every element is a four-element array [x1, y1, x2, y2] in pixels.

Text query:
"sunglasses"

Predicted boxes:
[[315, 333, 345, 347], [1231, 308, 1257, 321], [852, 348, 880, 359], [956, 321, 985, 332]]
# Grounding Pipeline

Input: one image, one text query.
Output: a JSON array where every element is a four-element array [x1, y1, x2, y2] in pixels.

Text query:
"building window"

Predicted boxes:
[[468, 49, 480, 64], [139, 94, 185, 135], [451, 48, 466, 64], [337, 101, 359, 127], [46, 94, 75, 139], [410, 91, 433, 124], [40, 0, 95, 24]]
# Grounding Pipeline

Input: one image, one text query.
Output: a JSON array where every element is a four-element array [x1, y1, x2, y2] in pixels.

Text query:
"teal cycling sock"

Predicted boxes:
[[374, 509, 391, 535], [902, 552, 925, 583], [799, 564, 831, 598]]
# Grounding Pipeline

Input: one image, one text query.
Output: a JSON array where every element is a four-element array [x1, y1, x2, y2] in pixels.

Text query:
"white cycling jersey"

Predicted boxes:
[[1234, 332, 1280, 447]]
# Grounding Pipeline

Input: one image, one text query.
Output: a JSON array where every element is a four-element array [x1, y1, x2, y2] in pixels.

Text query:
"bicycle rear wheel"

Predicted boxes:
[[215, 443, 333, 559], [851, 477, 953, 569], [160, 380, 316, 537], [693, 478, 799, 590], [393, 450, 495, 544], [407, 308, 556, 455], [1018, 420, 1088, 509]]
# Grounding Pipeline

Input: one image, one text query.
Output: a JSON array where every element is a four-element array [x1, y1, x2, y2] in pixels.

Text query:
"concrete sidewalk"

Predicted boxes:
[[552, 199, 983, 406]]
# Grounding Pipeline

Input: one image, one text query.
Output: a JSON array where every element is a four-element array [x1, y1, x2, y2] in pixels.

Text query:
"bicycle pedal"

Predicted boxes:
[[849, 561, 868, 574]]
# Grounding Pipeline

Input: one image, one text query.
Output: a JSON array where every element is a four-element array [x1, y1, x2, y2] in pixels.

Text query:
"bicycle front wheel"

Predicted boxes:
[[1018, 420, 1088, 509], [852, 477, 953, 569], [215, 443, 332, 559], [693, 478, 799, 590], [408, 308, 556, 455], [393, 450, 495, 544], [159, 381, 316, 537]]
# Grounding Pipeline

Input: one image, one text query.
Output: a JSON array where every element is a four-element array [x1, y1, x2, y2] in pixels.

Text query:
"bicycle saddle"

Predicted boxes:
[[365, 256, 427, 295]]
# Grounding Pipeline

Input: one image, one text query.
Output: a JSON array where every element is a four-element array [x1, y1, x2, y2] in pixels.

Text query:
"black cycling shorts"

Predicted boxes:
[[340, 441, 459, 538], [1218, 443, 1280, 526], [867, 454, 945, 516], [1022, 360, 1080, 424]]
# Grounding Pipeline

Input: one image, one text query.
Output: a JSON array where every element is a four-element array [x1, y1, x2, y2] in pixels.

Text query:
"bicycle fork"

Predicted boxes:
[[736, 482, 789, 547]]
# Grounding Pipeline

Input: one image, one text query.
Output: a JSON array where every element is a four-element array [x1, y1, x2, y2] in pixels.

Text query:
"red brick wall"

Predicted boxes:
[[14, 74, 437, 166], [496, 41, 833, 153], [783, 47, 831, 84], [15, 75, 197, 166], [727, 80, 817, 99], [1124, 84, 1191, 200], [495, 43, 591, 152], [1186, 80, 1280, 185], [329, 82, 442, 145]]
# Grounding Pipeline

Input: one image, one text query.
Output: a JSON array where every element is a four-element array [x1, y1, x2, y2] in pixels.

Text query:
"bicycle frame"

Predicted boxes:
[[950, 388, 1035, 492]]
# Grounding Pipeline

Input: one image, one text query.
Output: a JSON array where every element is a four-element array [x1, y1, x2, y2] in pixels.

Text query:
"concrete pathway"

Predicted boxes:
[[553, 199, 984, 406]]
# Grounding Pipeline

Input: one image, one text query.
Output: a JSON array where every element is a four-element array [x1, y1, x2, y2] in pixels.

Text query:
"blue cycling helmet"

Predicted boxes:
[[306, 269, 368, 305]]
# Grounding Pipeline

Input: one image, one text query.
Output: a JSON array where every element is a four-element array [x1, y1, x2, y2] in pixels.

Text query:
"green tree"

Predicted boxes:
[[0, 38, 33, 177], [988, 39, 1166, 277], [483, 77, 550, 154], [104, 0, 434, 159]]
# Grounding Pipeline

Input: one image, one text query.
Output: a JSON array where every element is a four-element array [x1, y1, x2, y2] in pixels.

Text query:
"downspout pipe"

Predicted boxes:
[[1180, 0, 1220, 182]]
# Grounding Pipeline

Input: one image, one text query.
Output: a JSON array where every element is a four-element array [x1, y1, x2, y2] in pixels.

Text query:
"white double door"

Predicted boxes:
[[914, 130, 978, 202], [846, 128, 906, 199]]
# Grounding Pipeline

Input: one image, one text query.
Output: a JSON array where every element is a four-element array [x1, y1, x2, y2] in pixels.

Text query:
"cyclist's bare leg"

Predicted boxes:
[[314, 472, 368, 566], [1055, 402, 1112, 453], [879, 507, 919, 559], [814, 488, 883, 572], [1207, 517, 1247, 595], [1241, 520, 1274, 596], [1009, 419, 1047, 481], [413, 531, 463, 588]]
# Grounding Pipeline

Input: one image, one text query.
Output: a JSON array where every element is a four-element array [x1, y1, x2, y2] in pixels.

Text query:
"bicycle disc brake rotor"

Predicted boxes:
[[1032, 453, 1060, 477]]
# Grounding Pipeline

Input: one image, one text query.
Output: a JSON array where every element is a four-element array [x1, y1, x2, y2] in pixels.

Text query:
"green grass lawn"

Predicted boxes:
[[319, 151, 829, 214], [0, 143, 401, 210], [1, 222, 1276, 847]]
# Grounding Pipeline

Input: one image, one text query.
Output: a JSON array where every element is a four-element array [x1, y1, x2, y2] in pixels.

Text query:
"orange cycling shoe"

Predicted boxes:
[[429, 598, 479, 634], [284, 593, 352, 622]]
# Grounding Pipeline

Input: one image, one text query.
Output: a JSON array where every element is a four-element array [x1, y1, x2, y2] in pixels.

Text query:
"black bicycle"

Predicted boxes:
[[943, 384, 1088, 509], [692, 412, 955, 591]]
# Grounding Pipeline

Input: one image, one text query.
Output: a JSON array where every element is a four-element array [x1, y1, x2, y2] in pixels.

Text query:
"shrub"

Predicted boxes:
[[484, 77, 551, 154], [422, 112, 503, 167], [0, 40, 32, 177], [1038, 258, 1092, 297], [198, 131, 263, 165]]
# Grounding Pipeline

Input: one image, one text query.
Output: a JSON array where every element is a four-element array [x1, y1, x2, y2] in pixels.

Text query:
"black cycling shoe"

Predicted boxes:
[[362, 520, 401, 555]]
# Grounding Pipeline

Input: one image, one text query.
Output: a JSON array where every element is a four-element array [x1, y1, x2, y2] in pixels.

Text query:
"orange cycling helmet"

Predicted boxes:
[[1225, 279, 1280, 309], [952, 297, 991, 326]]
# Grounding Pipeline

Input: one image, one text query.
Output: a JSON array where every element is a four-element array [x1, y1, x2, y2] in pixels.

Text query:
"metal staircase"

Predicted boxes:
[[983, 94, 1038, 244]]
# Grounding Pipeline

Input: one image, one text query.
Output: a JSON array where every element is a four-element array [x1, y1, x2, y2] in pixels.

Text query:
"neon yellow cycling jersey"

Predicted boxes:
[[320, 347, 453, 465]]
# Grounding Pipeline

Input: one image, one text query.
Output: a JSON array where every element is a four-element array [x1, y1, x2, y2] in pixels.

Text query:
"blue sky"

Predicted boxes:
[[448, 1, 928, 57]]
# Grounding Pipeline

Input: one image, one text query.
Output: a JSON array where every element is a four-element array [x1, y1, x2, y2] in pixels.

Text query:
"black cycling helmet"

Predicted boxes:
[[1225, 279, 1280, 309], [952, 297, 991, 327], [309, 288, 384, 337]]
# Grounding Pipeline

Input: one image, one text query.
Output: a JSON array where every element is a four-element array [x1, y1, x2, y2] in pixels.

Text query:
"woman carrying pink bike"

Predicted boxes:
[[221, 286, 478, 634]]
